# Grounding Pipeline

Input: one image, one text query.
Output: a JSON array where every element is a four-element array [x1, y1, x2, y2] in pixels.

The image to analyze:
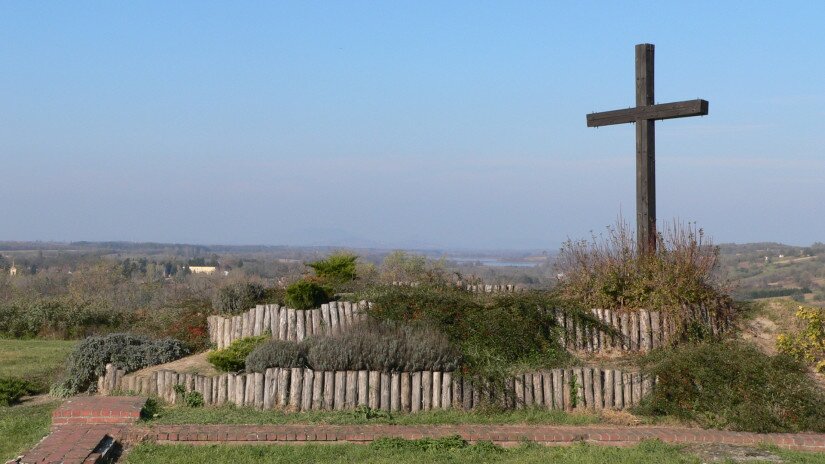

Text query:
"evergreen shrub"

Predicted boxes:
[[58, 333, 189, 394], [0, 377, 37, 406], [284, 280, 329, 310], [638, 340, 825, 433]]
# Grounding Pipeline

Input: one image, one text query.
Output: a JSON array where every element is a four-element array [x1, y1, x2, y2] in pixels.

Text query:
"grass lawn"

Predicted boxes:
[[146, 403, 604, 426], [0, 339, 76, 390], [0, 401, 60, 461], [126, 439, 706, 464]]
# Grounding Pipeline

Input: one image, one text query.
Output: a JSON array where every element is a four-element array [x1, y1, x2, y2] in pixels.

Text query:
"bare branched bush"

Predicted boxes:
[[556, 218, 734, 341]]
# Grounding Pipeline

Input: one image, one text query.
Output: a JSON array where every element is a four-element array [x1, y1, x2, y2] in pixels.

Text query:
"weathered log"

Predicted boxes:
[[620, 313, 630, 350], [380, 372, 391, 411], [583, 368, 594, 408], [263, 306, 271, 336], [235, 374, 246, 407], [288, 368, 303, 411], [329, 302, 340, 335], [431, 371, 441, 410], [632, 372, 642, 406], [262, 369, 274, 409], [320, 304, 330, 335], [622, 372, 632, 407], [613, 370, 624, 409], [296, 310, 306, 342], [533, 372, 544, 407], [593, 369, 603, 410], [551, 369, 563, 410], [277, 369, 290, 407], [302, 369, 314, 411], [411, 372, 421, 412], [574, 369, 585, 410], [604, 369, 614, 409], [650, 311, 660, 349], [441, 372, 452, 410], [630, 312, 639, 351], [357, 371, 368, 407], [640, 309, 651, 351], [523, 373, 534, 406], [254, 305, 265, 336], [345, 371, 357, 409], [400, 372, 411, 412], [390, 372, 401, 412], [334, 371, 346, 411], [278, 308, 288, 340], [368, 371, 380, 410], [287, 308, 297, 342], [312, 369, 324, 410], [421, 371, 432, 411], [323, 371, 335, 410]]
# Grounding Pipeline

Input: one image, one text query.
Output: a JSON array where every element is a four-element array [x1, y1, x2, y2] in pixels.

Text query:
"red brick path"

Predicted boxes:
[[128, 424, 825, 453], [12, 397, 146, 464]]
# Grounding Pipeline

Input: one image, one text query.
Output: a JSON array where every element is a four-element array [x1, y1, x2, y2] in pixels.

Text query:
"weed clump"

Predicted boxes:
[[638, 340, 825, 433]]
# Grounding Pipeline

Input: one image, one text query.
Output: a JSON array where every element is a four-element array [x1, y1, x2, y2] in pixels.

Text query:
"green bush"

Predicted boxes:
[[308, 253, 358, 284], [284, 280, 329, 310], [245, 320, 462, 373], [213, 282, 267, 315], [173, 384, 204, 408], [638, 341, 825, 433], [57, 333, 189, 394], [363, 285, 579, 378], [0, 377, 37, 406], [207, 335, 268, 372]]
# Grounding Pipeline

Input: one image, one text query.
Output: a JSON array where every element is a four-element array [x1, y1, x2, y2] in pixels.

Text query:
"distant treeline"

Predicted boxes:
[[744, 287, 811, 300]]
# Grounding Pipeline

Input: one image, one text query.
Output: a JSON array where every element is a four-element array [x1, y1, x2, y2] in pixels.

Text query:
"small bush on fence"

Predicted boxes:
[[638, 340, 825, 433], [308, 253, 358, 285], [57, 333, 189, 395], [284, 280, 330, 310], [246, 320, 462, 373], [207, 335, 269, 372], [777, 305, 825, 373], [213, 282, 267, 315], [0, 377, 37, 406]]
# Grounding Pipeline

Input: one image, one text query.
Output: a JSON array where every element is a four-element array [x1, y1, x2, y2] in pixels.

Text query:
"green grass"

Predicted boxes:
[[125, 439, 701, 464], [0, 401, 60, 461], [146, 404, 601, 426], [0, 339, 76, 391]]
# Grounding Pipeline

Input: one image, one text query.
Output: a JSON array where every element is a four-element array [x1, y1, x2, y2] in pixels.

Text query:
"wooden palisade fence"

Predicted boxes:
[[99, 364, 653, 412], [208, 302, 729, 353]]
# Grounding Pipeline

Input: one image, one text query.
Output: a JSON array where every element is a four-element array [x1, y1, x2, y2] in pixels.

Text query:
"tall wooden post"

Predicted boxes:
[[635, 44, 656, 253]]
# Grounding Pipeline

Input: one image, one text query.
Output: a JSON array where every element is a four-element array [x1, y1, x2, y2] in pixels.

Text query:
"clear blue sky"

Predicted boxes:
[[2, 1, 823, 250]]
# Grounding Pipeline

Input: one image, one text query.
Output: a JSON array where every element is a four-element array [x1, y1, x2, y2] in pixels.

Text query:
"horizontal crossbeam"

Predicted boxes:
[[586, 99, 708, 127]]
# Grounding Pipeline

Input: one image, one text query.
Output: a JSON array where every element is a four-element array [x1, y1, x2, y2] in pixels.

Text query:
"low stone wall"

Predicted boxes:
[[207, 302, 369, 349], [98, 364, 652, 412]]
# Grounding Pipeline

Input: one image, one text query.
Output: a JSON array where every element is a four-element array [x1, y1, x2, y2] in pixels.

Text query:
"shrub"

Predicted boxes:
[[0, 377, 37, 406], [245, 339, 308, 373], [207, 335, 268, 372], [244, 320, 462, 373], [355, 286, 583, 377], [213, 282, 266, 315], [777, 305, 825, 373], [0, 296, 127, 339], [58, 333, 189, 394], [173, 384, 204, 408], [308, 253, 358, 284], [638, 341, 825, 433], [555, 219, 734, 343], [284, 280, 329, 310]]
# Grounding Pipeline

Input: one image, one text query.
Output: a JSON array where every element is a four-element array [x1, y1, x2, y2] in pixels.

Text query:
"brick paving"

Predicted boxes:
[[12, 395, 825, 463], [11, 397, 146, 464], [127, 424, 825, 453]]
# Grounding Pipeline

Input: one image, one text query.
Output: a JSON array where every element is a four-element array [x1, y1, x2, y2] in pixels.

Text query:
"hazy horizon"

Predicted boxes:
[[3, 2, 824, 249]]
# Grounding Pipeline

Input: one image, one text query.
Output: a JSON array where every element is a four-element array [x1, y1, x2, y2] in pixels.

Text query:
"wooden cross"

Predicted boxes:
[[586, 43, 708, 253]]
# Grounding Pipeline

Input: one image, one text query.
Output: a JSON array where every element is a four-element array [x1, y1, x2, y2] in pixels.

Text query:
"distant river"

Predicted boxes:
[[449, 258, 540, 268]]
